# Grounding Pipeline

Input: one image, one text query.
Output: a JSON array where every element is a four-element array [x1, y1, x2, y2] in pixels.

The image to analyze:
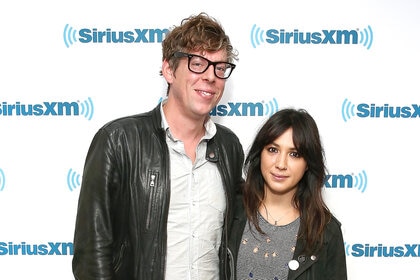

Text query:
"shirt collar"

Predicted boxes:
[[160, 99, 217, 142]]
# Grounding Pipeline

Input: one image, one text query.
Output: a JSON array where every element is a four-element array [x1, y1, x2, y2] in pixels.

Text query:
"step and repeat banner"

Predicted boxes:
[[1, 0, 419, 279]]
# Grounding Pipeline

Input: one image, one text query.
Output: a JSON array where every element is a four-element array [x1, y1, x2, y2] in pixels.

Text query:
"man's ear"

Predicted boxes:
[[161, 60, 174, 83]]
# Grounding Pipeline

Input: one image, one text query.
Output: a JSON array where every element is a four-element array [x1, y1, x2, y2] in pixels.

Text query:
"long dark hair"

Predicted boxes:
[[243, 108, 331, 253]]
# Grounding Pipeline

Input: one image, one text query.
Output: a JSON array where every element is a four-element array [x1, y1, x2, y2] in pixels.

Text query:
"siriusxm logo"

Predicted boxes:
[[210, 98, 278, 117], [342, 98, 420, 121], [0, 168, 5, 191], [250, 24, 373, 50], [0, 97, 94, 120], [63, 24, 169, 48], [345, 242, 420, 257], [0, 241, 73, 256], [67, 168, 81, 192], [324, 170, 367, 193]]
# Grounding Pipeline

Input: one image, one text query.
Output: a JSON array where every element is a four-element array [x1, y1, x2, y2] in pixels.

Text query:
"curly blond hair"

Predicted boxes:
[[161, 12, 238, 74]]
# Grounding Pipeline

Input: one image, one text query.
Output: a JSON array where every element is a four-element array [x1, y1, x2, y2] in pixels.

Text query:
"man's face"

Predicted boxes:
[[163, 50, 228, 120]]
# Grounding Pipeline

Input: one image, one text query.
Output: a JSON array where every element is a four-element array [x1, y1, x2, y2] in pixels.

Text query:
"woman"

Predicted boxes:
[[229, 108, 347, 280]]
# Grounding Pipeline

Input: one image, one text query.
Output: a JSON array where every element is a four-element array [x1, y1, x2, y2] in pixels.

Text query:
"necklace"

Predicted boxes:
[[262, 203, 293, 226]]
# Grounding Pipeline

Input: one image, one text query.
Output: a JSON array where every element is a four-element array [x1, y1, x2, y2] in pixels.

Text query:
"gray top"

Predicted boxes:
[[236, 213, 300, 280]]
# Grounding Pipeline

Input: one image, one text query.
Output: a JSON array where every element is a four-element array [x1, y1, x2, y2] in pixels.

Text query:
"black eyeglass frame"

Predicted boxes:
[[173, 51, 236, 79]]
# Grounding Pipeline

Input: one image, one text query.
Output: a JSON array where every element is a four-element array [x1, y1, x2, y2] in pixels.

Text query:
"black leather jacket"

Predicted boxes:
[[72, 104, 244, 280]]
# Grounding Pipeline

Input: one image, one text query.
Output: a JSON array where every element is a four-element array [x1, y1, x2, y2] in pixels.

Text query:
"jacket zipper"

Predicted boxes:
[[227, 247, 235, 280], [146, 170, 158, 230]]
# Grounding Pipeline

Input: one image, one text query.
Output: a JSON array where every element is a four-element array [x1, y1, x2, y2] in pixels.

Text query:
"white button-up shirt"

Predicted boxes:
[[161, 103, 226, 280]]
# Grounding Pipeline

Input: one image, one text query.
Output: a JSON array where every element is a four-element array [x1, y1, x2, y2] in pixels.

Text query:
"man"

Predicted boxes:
[[72, 13, 244, 279]]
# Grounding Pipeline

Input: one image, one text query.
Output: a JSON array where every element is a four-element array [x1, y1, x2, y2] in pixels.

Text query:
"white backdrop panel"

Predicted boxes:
[[0, 0, 419, 279]]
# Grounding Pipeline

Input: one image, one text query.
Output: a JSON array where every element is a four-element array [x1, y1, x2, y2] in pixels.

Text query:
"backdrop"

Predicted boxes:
[[1, 0, 419, 279]]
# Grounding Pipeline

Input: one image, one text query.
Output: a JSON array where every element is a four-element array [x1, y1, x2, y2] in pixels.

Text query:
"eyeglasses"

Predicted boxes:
[[173, 52, 236, 79]]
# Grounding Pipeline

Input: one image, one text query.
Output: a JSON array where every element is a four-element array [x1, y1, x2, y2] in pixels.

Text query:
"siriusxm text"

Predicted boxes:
[[79, 28, 168, 43], [0, 242, 73, 256], [357, 103, 420, 118], [350, 243, 420, 257], [324, 174, 353, 188], [0, 101, 80, 116], [210, 102, 264, 116], [266, 29, 358, 45]]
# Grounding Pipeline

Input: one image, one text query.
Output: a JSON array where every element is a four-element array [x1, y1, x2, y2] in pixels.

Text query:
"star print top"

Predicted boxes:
[[236, 214, 300, 280]]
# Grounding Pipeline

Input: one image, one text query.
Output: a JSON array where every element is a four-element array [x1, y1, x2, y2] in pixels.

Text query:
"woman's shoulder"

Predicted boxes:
[[324, 214, 344, 238]]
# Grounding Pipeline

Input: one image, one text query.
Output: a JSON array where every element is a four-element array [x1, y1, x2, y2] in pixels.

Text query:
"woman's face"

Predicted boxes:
[[260, 127, 308, 198]]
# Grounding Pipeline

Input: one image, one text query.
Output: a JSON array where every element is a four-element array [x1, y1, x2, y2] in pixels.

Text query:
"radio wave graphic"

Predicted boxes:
[[353, 170, 368, 193], [63, 24, 78, 48], [359, 25, 373, 50], [250, 24, 265, 48], [0, 168, 5, 191], [80, 97, 94, 120], [67, 168, 81, 192], [264, 98, 279, 116], [341, 98, 355, 122], [344, 242, 351, 256]]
